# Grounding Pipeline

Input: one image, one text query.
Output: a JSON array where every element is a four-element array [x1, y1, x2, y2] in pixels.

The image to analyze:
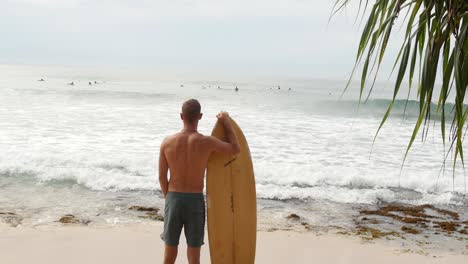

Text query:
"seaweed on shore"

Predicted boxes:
[[359, 204, 456, 224], [359, 204, 467, 235], [355, 226, 400, 239], [433, 221, 460, 233]]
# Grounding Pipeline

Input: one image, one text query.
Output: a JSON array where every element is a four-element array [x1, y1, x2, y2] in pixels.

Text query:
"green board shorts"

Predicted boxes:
[[160, 192, 205, 247]]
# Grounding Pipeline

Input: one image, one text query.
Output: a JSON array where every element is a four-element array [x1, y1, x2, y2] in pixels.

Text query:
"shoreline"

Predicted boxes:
[[0, 222, 466, 264], [1, 200, 467, 257]]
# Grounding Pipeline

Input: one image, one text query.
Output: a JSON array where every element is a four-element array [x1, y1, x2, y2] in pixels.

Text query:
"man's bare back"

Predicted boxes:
[[160, 131, 215, 193]]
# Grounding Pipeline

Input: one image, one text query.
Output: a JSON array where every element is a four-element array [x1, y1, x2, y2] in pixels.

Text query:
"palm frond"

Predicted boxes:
[[335, 0, 468, 171]]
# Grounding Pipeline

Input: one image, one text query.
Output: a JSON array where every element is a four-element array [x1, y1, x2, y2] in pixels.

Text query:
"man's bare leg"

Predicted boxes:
[[164, 245, 178, 264], [187, 246, 201, 264]]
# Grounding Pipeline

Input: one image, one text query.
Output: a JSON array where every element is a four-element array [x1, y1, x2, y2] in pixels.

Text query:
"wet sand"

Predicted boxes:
[[0, 222, 466, 264]]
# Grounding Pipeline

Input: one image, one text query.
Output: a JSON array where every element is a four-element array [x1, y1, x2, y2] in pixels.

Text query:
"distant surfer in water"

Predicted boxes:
[[235, 86, 239, 92], [67, 81, 74, 86], [159, 99, 239, 264], [38, 78, 45, 81]]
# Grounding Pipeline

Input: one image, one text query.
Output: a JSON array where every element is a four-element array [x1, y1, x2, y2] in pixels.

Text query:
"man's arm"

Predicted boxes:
[[209, 112, 240, 155], [158, 140, 169, 198]]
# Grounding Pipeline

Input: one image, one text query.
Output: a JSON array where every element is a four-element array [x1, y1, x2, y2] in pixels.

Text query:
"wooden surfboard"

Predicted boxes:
[[206, 117, 257, 264]]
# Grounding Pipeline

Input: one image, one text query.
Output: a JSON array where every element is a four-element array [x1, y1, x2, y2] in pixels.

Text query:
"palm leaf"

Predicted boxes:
[[333, 0, 468, 183]]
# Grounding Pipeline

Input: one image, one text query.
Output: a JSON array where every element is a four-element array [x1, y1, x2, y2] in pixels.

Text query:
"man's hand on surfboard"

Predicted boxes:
[[216, 111, 230, 123], [212, 111, 240, 155]]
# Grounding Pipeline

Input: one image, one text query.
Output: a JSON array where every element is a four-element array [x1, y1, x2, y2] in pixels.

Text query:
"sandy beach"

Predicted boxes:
[[0, 222, 465, 264]]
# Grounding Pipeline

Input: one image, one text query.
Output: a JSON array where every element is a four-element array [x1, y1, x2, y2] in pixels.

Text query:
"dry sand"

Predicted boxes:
[[0, 222, 466, 264]]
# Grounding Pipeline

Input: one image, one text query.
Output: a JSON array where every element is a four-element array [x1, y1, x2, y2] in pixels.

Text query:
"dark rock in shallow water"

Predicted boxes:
[[301, 222, 312, 230], [129, 205, 163, 221], [58, 214, 90, 225], [128, 206, 159, 213], [58, 214, 80, 224], [287, 213, 300, 220], [0, 212, 23, 227]]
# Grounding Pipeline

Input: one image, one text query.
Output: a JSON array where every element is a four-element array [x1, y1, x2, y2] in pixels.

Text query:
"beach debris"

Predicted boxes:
[[286, 213, 300, 220], [0, 212, 23, 227], [401, 226, 421, 234], [58, 214, 90, 225], [129, 206, 163, 221]]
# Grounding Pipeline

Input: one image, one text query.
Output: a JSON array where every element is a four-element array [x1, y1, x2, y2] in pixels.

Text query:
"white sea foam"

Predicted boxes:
[[0, 72, 467, 207]]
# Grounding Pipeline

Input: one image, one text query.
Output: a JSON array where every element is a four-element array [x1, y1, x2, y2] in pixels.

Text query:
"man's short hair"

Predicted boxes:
[[182, 99, 201, 123]]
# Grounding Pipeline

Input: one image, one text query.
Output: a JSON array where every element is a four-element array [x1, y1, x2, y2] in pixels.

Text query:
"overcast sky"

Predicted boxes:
[[0, 0, 403, 79]]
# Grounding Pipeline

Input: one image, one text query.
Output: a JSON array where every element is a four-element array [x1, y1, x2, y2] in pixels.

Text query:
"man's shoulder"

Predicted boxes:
[[195, 133, 212, 140], [161, 133, 178, 146], [197, 134, 220, 149]]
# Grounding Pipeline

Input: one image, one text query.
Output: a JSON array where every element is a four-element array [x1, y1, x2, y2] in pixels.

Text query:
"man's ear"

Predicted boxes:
[[199, 113, 203, 120], [180, 113, 184, 121]]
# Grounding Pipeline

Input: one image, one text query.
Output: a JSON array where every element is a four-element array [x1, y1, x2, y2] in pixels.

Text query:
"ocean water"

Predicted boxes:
[[0, 65, 467, 228]]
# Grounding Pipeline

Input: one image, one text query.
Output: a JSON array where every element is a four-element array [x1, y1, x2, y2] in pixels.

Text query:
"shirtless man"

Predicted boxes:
[[159, 99, 240, 264]]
